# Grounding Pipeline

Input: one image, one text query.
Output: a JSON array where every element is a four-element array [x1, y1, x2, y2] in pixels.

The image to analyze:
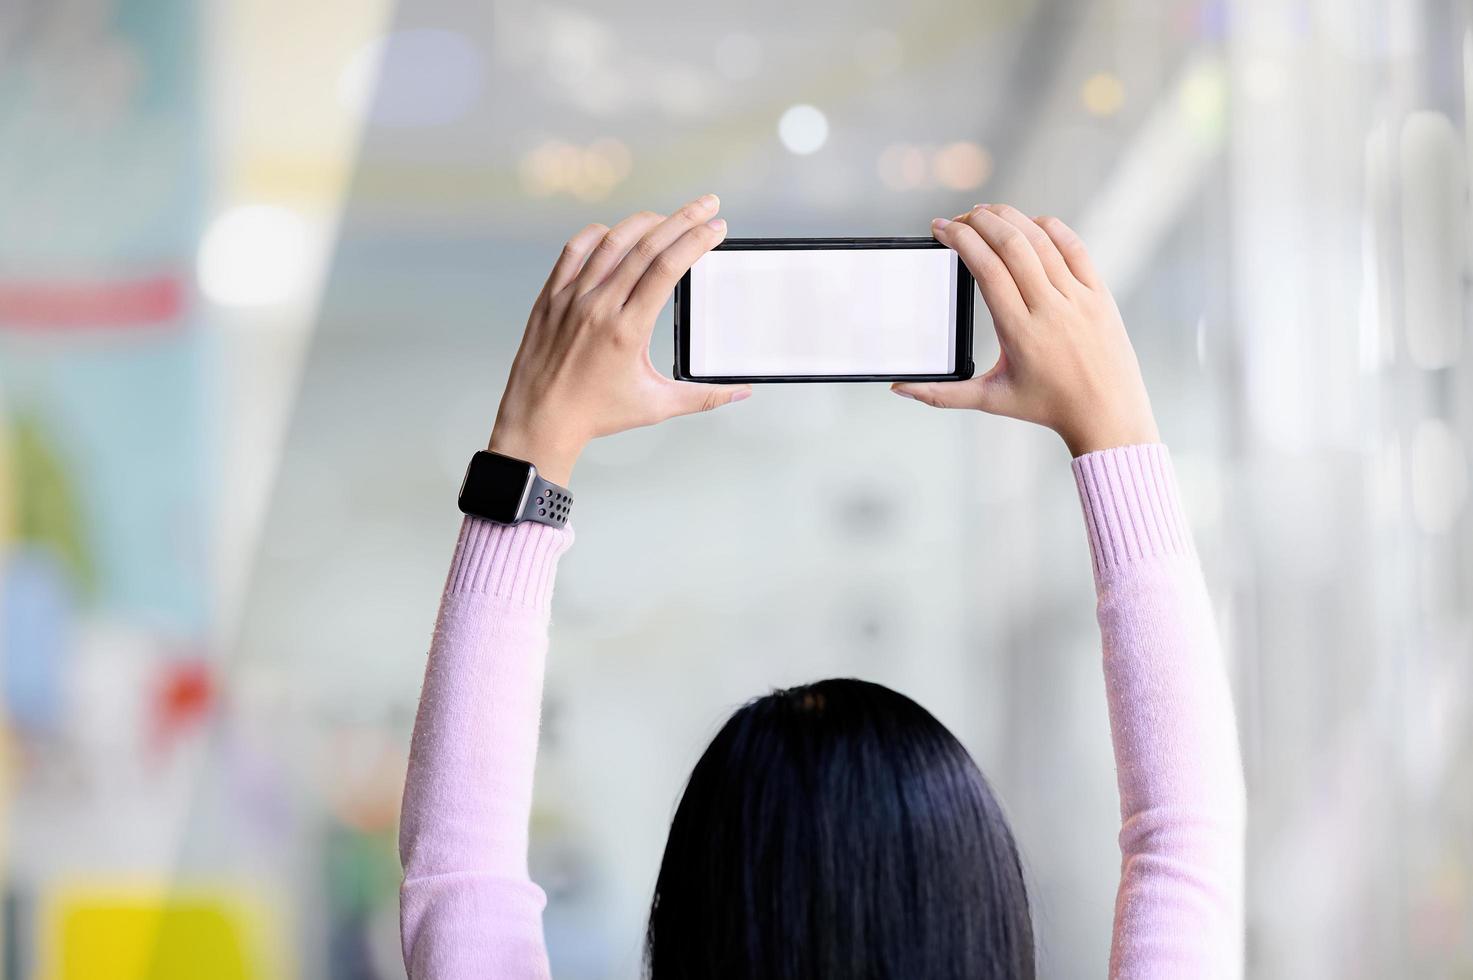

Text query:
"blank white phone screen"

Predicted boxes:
[[687, 248, 957, 376]]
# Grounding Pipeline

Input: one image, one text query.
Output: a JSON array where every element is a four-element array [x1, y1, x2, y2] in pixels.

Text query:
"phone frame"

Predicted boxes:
[[673, 237, 975, 384]]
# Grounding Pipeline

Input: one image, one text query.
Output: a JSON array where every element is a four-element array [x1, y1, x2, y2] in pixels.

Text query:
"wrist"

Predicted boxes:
[[487, 424, 584, 487], [1060, 413, 1160, 458]]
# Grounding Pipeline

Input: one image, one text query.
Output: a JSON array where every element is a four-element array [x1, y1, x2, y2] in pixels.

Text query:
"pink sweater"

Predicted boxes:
[[399, 443, 1246, 978]]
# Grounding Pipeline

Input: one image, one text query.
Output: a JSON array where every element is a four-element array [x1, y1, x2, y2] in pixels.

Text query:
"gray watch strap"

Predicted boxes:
[[522, 472, 572, 528]]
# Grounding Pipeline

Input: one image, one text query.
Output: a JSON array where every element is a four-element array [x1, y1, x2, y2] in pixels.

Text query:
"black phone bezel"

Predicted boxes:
[[673, 237, 975, 384]]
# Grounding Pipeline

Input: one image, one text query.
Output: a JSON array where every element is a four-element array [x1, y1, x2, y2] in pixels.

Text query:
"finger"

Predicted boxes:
[[1034, 215, 1102, 290], [625, 217, 729, 317], [661, 381, 752, 418], [892, 361, 1014, 415], [958, 206, 1053, 310], [931, 217, 1027, 329], [573, 211, 666, 295], [541, 222, 609, 298], [602, 194, 721, 304], [984, 204, 1075, 294]]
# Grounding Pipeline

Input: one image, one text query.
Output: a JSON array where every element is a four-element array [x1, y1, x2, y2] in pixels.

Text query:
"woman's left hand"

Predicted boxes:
[[489, 194, 751, 486]]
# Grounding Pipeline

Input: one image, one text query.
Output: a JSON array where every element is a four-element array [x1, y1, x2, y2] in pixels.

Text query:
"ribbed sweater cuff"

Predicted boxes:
[[1072, 443, 1194, 577], [445, 517, 574, 611]]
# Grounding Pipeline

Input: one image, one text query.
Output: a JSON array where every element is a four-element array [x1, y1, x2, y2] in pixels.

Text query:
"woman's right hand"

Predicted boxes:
[[488, 195, 750, 487], [892, 204, 1159, 457]]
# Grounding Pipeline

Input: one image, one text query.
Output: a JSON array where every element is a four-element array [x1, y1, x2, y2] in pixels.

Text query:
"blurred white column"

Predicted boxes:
[[202, 0, 393, 651]]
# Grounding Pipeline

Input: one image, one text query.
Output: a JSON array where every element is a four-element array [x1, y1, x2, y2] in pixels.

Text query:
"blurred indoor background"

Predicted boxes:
[[1, 0, 1470, 977]]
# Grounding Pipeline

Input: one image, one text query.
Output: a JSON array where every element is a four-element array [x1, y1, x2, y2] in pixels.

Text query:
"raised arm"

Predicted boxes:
[[400, 519, 572, 978], [1075, 443, 1244, 976], [896, 205, 1246, 978], [399, 195, 750, 978]]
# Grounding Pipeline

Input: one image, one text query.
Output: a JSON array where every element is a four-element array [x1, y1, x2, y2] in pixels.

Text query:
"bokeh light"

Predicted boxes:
[[877, 143, 930, 190], [197, 205, 312, 307], [544, 11, 613, 89], [520, 138, 633, 200], [778, 104, 830, 155], [1082, 72, 1127, 117], [1179, 61, 1227, 140], [933, 141, 994, 190], [876, 142, 991, 191]]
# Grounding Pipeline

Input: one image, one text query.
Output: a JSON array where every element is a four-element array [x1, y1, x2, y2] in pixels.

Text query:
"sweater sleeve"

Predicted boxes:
[[399, 517, 573, 980], [1072, 444, 1246, 979]]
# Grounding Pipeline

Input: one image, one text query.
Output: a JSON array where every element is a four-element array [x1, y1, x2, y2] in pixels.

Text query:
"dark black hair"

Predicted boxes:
[[646, 678, 1034, 980]]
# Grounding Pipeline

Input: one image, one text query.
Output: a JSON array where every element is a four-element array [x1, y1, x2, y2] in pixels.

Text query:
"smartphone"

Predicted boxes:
[[673, 238, 974, 383]]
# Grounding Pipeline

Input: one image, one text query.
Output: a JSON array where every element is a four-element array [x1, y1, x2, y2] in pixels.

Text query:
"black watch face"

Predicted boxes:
[[459, 452, 535, 523]]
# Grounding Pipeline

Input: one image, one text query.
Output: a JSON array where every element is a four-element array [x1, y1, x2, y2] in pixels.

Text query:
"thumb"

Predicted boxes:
[[892, 373, 1013, 414], [664, 381, 754, 418]]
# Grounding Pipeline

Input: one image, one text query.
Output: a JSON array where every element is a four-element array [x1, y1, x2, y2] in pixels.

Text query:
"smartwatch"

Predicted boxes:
[[457, 450, 572, 527]]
